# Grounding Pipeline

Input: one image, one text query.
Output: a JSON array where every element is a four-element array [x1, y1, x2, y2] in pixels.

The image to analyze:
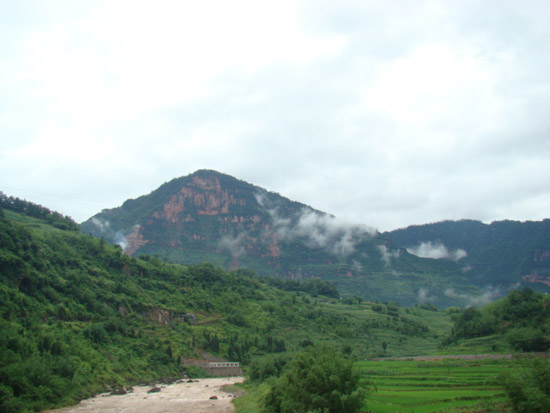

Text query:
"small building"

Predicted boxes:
[[208, 362, 240, 368], [182, 358, 242, 377]]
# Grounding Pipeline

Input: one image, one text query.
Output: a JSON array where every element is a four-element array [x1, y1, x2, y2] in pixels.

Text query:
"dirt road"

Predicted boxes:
[[43, 377, 245, 413], [371, 353, 547, 361]]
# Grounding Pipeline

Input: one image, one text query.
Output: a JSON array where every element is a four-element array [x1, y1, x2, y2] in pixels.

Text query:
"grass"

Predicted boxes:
[[233, 357, 522, 412], [232, 381, 272, 413], [356, 358, 524, 412]]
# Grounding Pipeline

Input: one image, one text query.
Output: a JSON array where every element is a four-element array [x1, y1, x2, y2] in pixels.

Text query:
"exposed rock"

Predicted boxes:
[[209, 395, 218, 400], [147, 386, 161, 393], [110, 387, 128, 395], [123, 224, 149, 255]]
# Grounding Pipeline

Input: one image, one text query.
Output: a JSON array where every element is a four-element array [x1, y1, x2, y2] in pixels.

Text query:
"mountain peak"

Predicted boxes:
[[81, 171, 476, 307]]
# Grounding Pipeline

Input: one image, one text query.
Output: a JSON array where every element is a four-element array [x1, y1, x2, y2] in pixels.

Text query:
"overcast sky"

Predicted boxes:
[[1, 0, 549, 231]]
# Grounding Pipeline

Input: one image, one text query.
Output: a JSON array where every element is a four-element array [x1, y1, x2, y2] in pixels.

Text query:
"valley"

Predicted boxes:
[[1, 181, 549, 412]]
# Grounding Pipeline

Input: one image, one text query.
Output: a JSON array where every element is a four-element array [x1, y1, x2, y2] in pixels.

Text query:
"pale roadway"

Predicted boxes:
[[43, 377, 245, 413]]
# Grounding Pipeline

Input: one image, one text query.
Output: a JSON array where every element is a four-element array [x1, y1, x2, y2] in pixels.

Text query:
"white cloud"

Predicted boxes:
[[417, 288, 431, 303], [444, 287, 502, 308], [377, 245, 400, 266], [91, 218, 127, 249], [407, 241, 467, 261], [219, 232, 247, 259]]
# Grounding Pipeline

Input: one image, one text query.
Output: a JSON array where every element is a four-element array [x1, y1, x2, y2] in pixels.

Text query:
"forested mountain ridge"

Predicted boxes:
[[80, 170, 476, 307], [0, 205, 453, 411], [385, 219, 550, 293]]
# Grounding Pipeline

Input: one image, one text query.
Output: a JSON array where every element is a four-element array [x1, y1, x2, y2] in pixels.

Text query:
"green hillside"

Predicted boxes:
[[386, 219, 550, 292], [0, 202, 454, 412], [440, 286, 550, 354]]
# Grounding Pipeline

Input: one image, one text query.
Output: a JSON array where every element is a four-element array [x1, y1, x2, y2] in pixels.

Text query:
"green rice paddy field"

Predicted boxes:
[[356, 358, 526, 412]]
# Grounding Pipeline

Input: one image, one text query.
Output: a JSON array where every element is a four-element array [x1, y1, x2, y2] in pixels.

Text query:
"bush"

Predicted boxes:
[[248, 354, 290, 381], [263, 346, 368, 413], [507, 327, 549, 352], [501, 358, 550, 413]]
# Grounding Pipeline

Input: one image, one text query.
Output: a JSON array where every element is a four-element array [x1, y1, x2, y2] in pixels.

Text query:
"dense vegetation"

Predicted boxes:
[[442, 287, 550, 352], [2, 196, 549, 412], [0, 205, 453, 412], [386, 218, 550, 291]]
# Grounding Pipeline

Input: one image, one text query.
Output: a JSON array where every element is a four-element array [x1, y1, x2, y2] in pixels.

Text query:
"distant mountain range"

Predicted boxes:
[[385, 219, 550, 293], [80, 170, 550, 307]]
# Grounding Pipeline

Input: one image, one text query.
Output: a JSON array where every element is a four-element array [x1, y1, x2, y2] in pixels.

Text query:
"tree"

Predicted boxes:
[[263, 346, 368, 413]]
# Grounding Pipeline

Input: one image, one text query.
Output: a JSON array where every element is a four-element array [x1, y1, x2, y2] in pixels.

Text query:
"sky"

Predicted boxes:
[[1, 0, 549, 232]]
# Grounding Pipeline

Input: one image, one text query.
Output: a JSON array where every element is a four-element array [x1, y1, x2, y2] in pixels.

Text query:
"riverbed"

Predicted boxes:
[[43, 377, 245, 413]]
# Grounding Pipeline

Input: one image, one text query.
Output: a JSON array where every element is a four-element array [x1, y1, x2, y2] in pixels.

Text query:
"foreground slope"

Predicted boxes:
[[0, 203, 453, 411], [81, 170, 476, 307]]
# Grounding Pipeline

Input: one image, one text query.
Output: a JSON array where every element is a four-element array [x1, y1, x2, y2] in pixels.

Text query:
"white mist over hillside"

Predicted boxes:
[[91, 217, 128, 250], [407, 241, 467, 261], [256, 192, 376, 257]]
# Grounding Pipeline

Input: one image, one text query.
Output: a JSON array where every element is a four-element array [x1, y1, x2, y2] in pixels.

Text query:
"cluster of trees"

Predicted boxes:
[[442, 287, 550, 351], [0, 193, 78, 231], [264, 277, 340, 299], [200, 331, 286, 363]]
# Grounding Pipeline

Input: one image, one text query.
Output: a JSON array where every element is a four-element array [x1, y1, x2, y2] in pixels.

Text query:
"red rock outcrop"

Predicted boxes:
[[153, 175, 245, 222], [522, 274, 550, 287], [124, 225, 148, 255]]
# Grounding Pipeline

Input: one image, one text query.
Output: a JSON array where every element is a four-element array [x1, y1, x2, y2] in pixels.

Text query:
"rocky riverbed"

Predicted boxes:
[[43, 377, 245, 413]]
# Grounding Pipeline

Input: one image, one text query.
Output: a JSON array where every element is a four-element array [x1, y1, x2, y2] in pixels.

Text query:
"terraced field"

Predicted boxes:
[[356, 358, 526, 412]]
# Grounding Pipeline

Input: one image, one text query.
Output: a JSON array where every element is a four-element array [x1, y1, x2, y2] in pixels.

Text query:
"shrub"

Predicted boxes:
[[248, 354, 290, 381]]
